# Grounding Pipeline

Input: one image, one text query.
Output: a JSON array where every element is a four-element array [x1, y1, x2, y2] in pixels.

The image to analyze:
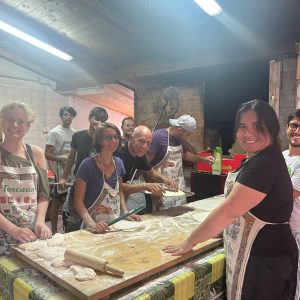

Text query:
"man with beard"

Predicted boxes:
[[282, 109, 300, 300], [45, 106, 77, 233], [121, 117, 135, 147]]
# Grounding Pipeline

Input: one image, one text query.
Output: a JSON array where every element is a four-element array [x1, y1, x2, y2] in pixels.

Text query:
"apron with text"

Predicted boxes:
[[154, 132, 186, 209], [0, 146, 38, 255], [224, 170, 289, 300], [80, 160, 120, 229]]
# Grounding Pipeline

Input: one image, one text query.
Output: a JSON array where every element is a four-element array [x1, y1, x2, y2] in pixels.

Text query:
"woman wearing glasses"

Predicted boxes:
[[67, 123, 141, 233], [164, 100, 297, 300], [0, 101, 51, 254]]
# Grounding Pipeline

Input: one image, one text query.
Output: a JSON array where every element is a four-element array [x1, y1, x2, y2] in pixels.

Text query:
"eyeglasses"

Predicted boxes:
[[288, 123, 300, 131], [102, 134, 119, 141], [4, 117, 29, 126]]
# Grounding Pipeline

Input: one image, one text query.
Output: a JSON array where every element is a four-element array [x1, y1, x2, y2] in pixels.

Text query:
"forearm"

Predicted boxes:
[[45, 153, 66, 163], [62, 157, 75, 179], [123, 182, 146, 195], [0, 213, 18, 235], [35, 196, 49, 224], [150, 169, 165, 183]]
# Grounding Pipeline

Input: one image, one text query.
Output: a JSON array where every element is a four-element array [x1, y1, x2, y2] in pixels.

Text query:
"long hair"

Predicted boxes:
[[93, 122, 121, 152], [234, 99, 280, 146]]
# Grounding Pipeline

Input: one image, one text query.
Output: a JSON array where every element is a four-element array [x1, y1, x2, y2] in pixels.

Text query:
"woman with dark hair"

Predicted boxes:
[[164, 100, 298, 300], [67, 123, 140, 233]]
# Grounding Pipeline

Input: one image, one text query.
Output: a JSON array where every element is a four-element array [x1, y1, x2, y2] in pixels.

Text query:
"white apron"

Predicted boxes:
[[154, 131, 186, 209], [80, 159, 120, 229], [125, 179, 146, 212], [0, 145, 38, 255], [224, 170, 289, 300]]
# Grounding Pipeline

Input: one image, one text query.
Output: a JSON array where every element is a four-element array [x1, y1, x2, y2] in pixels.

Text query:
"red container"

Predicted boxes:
[[233, 153, 247, 161], [221, 159, 241, 174], [197, 151, 212, 173]]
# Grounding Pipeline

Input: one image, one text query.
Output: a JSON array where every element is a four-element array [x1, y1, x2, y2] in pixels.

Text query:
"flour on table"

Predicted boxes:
[[192, 211, 211, 222], [47, 233, 65, 247], [111, 220, 145, 231], [37, 246, 65, 260], [70, 265, 96, 281], [51, 258, 74, 268], [18, 240, 46, 251]]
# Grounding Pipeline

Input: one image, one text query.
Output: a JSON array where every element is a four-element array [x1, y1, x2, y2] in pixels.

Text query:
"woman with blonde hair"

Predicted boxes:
[[0, 101, 51, 254]]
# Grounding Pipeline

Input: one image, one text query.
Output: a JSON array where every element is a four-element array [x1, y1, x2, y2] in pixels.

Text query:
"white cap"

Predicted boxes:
[[169, 115, 197, 132]]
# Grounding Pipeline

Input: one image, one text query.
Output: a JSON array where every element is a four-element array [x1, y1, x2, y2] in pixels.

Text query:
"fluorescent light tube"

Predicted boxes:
[[0, 20, 73, 61], [193, 0, 223, 16]]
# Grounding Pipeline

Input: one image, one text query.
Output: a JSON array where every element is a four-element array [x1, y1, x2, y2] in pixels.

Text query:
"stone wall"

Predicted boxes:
[[135, 84, 205, 152]]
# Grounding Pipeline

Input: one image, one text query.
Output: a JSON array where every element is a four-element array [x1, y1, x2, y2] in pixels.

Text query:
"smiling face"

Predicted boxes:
[[2, 107, 30, 141], [100, 128, 120, 153], [121, 118, 135, 139], [287, 118, 300, 148], [236, 110, 272, 154]]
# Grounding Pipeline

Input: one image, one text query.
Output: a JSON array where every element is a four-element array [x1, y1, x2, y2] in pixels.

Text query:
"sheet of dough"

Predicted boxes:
[[18, 240, 47, 251], [47, 233, 65, 247], [111, 220, 145, 231]]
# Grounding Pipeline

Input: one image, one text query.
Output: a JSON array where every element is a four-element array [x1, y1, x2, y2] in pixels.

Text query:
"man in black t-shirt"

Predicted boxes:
[[115, 125, 177, 210]]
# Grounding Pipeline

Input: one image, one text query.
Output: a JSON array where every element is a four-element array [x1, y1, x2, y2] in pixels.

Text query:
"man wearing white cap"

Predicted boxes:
[[147, 115, 214, 208]]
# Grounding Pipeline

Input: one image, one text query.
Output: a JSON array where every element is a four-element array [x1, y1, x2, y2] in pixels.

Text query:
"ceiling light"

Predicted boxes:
[[193, 0, 223, 16], [0, 20, 73, 61]]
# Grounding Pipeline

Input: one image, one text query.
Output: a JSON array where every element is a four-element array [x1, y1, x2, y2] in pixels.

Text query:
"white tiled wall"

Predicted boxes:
[[0, 58, 131, 150]]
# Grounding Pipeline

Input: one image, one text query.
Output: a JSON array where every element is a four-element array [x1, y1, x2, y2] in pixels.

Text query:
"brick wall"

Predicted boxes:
[[135, 85, 205, 151]]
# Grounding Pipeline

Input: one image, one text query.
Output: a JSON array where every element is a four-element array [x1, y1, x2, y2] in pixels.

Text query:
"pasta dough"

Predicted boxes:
[[163, 190, 185, 197], [51, 258, 74, 268], [47, 233, 65, 247], [19, 240, 47, 251], [36, 246, 65, 260], [111, 220, 145, 231], [70, 265, 96, 281]]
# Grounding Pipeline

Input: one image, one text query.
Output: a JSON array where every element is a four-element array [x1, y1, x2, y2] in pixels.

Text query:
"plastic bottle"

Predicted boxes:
[[212, 146, 222, 175]]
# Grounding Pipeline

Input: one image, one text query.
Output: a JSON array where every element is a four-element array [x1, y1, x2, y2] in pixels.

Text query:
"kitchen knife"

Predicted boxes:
[[108, 204, 146, 226]]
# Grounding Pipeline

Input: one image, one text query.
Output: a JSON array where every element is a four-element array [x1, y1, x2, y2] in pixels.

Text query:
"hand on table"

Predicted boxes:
[[35, 222, 52, 240], [144, 183, 165, 196], [163, 178, 178, 191], [10, 226, 37, 243], [87, 220, 109, 233], [163, 239, 195, 256], [126, 214, 142, 221]]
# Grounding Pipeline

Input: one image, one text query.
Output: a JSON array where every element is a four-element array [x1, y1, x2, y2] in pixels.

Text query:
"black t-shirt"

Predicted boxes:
[[114, 141, 151, 182], [70, 130, 97, 175], [236, 144, 296, 256]]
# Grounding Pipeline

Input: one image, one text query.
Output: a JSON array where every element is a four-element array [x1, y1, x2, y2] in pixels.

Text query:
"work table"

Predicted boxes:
[[1, 194, 225, 300]]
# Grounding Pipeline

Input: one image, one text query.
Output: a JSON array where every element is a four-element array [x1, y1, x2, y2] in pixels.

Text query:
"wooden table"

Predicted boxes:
[[9, 196, 225, 300]]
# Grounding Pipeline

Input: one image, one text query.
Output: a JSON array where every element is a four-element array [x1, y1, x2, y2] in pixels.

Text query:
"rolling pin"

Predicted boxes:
[[65, 248, 124, 277]]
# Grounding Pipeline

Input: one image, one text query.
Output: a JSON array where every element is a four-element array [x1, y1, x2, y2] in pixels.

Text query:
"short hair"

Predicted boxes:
[[234, 99, 280, 146], [59, 106, 77, 118], [89, 107, 108, 122], [93, 122, 121, 152], [0, 101, 35, 123], [287, 109, 300, 124], [121, 117, 135, 127]]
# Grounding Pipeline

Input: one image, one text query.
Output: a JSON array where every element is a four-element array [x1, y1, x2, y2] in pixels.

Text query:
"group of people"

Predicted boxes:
[[1, 99, 300, 299]]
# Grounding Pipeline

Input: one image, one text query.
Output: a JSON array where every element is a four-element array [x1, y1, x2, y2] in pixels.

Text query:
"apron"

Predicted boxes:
[[125, 179, 146, 212], [0, 145, 38, 255], [224, 170, 289, 300], [79, 158, 121, 229], [154, 131, 186, 209]]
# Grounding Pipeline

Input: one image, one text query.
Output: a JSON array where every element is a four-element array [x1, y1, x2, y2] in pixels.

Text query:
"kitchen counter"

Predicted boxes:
[[0, 195, 225, 300]]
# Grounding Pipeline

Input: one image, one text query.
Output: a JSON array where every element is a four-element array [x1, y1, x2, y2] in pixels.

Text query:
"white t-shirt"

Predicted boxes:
[[283, 149, 300, 231], [46, 125, 76, 192]]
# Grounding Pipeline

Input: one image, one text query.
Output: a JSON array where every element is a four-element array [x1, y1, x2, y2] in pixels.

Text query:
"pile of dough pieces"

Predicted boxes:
[[19, 233, 96, 281]]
